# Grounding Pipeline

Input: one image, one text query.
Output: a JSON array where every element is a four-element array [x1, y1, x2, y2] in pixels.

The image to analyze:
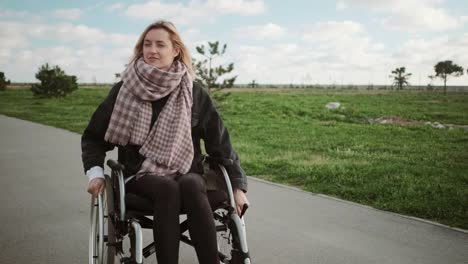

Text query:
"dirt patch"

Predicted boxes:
[[368, 116, 468, 131], [368, 116, 424, 126]]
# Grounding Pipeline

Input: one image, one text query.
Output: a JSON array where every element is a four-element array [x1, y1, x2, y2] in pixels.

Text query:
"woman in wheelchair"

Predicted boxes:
[[81, 20, 249, 264]]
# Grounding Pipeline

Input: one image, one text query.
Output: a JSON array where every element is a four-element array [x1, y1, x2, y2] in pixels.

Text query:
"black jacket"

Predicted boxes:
[[81, 81, 247, 192]]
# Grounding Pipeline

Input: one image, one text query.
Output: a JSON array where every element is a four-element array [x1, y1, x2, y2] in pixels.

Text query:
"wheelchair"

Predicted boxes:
[[89, 156, 251, 264]]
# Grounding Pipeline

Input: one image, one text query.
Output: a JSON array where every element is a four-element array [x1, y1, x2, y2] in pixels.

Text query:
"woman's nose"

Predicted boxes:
[[149, 44, 157, 53]]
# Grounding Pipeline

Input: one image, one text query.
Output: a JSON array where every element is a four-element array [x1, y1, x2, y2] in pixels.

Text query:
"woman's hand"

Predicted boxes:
[[234, 189, 250, 217], [87, 178, 105, 197]]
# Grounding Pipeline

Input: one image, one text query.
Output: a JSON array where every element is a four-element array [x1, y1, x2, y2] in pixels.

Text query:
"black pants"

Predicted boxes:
[[126, 172, 219, 264]]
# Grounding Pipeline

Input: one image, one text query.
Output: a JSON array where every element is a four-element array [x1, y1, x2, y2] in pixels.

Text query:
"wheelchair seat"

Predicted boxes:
[[125, 190, 228, 216], [89, 158, 251, 264]]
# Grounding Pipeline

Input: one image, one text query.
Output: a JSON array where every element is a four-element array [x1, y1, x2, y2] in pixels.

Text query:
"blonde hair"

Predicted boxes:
[[130, 20, 193, 75]]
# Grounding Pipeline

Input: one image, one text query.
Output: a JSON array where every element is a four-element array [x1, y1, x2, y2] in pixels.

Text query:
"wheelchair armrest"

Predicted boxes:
[[107, 159, 125, 171], [210, 163, 237, 211], [203, 156, 240, 212], [205, 156, 234, 166]]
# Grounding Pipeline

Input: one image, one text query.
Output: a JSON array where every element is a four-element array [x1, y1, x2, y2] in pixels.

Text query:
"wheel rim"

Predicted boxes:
[[90, 186, 116, 264], [89, 197, 98, 264], [99, 193, 108, 264]]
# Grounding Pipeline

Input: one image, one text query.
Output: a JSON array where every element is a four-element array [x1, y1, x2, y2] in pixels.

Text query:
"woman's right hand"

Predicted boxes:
[[87, 178, 105, 197]]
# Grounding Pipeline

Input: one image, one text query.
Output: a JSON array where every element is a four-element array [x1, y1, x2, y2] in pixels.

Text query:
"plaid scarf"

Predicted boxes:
[[104, 58, 194, 178]]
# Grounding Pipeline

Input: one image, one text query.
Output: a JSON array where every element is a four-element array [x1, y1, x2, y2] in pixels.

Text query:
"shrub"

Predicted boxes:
[[0, 72, 10, 91], [31, 63, 78, 97]]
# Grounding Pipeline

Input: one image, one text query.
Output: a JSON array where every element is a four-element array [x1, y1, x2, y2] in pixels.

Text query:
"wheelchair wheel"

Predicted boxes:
[[215, 208, 244, 264], [89, 177, 117, 264]]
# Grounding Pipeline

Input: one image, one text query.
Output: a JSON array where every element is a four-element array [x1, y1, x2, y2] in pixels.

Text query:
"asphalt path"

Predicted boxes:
[[0, 115, 467, 264]]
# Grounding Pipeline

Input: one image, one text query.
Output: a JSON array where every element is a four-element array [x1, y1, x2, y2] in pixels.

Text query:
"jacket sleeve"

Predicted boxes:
[[81, 82, 122, 173], [199, 86, 248, 192]]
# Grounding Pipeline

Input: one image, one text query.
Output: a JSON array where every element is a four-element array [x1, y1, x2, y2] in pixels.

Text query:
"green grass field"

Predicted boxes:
[[1, 87, 467, 229]]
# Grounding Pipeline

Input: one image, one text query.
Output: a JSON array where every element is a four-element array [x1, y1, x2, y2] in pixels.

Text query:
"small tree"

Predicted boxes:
[[249, 80, 257, 88], [193, 41, 236, 92], [0, 72, 11, 91], [427, 75, 436, 91], [434, 60, 464, 94], [389, 67, 411, 90], [31, 63, 78, 97]]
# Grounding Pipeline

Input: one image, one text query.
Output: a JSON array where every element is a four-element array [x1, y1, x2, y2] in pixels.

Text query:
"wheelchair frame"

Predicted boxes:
[[89, 158, 251, 264]]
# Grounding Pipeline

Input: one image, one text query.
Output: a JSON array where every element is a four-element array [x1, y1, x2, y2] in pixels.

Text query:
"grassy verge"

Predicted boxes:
[[1, 87, 467, 229]]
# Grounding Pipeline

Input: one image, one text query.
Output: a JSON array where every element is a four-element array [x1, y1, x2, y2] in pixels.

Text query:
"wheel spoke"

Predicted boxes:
[[216, 208, 234, 263], [90, 176, 118, 264]]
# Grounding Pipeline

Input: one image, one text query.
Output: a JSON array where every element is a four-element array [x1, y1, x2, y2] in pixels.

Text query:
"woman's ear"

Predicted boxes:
[[173, 48, 180, 59]]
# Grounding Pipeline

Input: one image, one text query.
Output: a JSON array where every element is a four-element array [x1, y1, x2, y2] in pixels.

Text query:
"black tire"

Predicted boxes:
[[104, 175, 117, 264]]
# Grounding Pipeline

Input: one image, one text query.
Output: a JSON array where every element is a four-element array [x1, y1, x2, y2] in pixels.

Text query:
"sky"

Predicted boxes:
[[1, 0, 468, 85]]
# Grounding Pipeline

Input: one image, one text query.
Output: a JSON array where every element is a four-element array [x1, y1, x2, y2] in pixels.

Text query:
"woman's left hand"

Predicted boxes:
[[234, 189, 250, 217]]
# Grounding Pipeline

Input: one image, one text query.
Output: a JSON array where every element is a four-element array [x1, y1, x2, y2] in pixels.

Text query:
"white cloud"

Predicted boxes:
[[235, 23, 285, 39], [3, 44, 133, 83], [54, 24, 105, 44], [0, 20, 137, 83], [232, 27, 468, 86], [393, 34, 468, 81], [109, 33, 138, 47], [1, 3, 466, 86], [107, 3, 125, 11], [0, 21, 138, 47], [234, 43, 349, 84], [204, 0, 266, 15], [336, 1, 347, 10], [125, 1, 206, 25], [300, 20, 389, 71], [0, 22, 32, 50], [302, 20, 364, 42], [337, 0, 466, 31], [124, 0, 266, 24], [231, 20, 395, 85], [0, 9, 42, 22], [0, 9, 29, 18], [54, 8, 82, 21]]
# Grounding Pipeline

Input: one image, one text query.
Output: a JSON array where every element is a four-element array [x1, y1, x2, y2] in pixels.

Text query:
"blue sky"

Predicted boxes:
[[1, 0, 467, 85]]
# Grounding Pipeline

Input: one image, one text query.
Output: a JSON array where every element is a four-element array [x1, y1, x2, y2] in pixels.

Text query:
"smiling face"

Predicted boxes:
[[142, 28, 179, 71]]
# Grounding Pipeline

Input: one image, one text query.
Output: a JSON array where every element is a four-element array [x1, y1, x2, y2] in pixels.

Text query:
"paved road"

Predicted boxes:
[[0, 115, 467, 264]]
